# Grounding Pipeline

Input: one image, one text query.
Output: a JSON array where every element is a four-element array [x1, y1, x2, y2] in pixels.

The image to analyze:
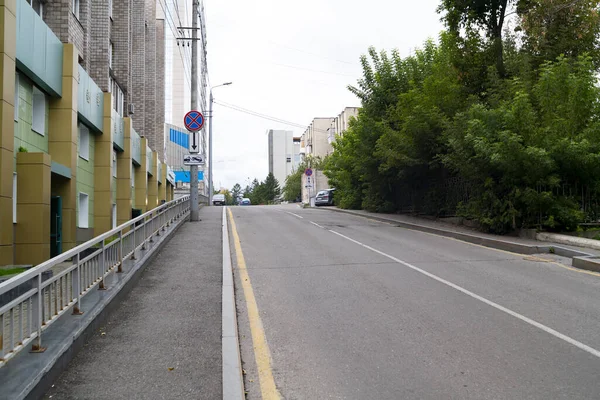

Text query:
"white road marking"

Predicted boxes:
[[328, 229, 600, 360], [286, 211, 304, 219], [309, 221, 324, 229]]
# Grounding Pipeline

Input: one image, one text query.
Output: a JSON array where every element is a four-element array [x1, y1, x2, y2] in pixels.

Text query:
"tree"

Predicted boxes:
[[263, 172, 281, 202], [231, 183, 242, 204], [283, 164, 305, 202], [439, 0, 514, 77], [517, 0, 600, 68]]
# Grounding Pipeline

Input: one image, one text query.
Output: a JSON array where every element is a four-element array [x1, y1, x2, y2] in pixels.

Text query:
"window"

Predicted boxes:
[[112, 150, 117, 177], [109, 42, 113, 69], [32, 87, 46, 135], [78, 192, 89, 228], [27, 0, 43, 17], [110, 77, 124, 116], [112, 204, 117, 229], [72, 0, 80, 19], [131, 164, 134, 187], [12, 173, 17, 224], [286, 156, 292, 163], [78, 123, 90, 160], [14, 73, 19, 121]]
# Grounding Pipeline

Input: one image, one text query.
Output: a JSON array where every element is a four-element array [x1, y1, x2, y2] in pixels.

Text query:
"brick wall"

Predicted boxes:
[[144, 0, 157, 151], [112, 0, 131, 110], [130, 0, 146, 134], [155, 19, 166, 162], [89, 0, 110, 91]]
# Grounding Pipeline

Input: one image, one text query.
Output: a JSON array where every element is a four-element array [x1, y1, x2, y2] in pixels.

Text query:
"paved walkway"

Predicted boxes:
[[44, 207, 223, 400]]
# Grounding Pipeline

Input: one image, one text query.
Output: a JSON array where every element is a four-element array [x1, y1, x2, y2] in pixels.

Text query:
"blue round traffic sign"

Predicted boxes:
[[305, 168, 313, 177], [184, 110, 204, 132]]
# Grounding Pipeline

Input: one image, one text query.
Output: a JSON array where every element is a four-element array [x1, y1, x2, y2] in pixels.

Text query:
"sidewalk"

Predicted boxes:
[[43, 207, 224, 400]]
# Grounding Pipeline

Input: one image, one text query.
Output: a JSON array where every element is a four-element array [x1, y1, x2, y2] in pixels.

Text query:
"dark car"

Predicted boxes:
[[240, 198, 251, 206], [315, 189, 335, 206]]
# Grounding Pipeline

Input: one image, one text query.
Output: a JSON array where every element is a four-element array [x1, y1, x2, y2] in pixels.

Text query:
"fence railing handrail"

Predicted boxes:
[[0, 194, 192, 368], [0, 195, 190, 296]]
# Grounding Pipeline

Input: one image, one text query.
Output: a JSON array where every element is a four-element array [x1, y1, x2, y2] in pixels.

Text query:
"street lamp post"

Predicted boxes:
[[208, 82, 232, 205]]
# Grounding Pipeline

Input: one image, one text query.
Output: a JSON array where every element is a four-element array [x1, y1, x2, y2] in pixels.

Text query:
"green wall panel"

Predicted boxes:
[[77, 66, 104, 132], [76, 126, 95, 228], [13, 76, 49, 170], [15, 0, 63, 97]]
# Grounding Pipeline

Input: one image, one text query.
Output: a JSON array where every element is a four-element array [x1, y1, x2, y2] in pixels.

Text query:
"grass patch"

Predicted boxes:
[[0, 267, 27, 277]]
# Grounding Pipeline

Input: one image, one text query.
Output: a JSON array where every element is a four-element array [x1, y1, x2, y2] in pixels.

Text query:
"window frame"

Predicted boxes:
[[31, 86, 46, 135], [78, 122, 90, 161], [72, 0, 80, 20], [112, 150, 117, 178], [13, 173, 17, 224], [78, 192, 89, 228], [14, 73, 19, 121]]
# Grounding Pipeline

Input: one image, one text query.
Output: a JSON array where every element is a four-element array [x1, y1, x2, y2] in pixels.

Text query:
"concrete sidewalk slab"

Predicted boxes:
[[43, 207, 224, 400]]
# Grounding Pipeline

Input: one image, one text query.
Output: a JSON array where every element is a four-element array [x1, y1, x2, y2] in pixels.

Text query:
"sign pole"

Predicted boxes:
[[189, 0, 200, 221]]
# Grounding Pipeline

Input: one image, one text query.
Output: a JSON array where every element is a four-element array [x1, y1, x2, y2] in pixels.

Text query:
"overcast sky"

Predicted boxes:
[[204, 0, 444, 190]]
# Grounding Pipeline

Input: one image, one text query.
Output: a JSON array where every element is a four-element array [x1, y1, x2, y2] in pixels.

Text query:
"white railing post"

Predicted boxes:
[[117, 230, 124, 273], [142, 217, 147, 250], [30, 273, 46, 353], [131, 224, 137, 260], [99, 240, 107, 290], [72, 253, 83, 315]]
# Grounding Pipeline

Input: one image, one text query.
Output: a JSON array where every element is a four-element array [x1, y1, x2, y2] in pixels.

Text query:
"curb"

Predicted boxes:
[[222, 207, 245, 400], [318, 207, 600, 273]]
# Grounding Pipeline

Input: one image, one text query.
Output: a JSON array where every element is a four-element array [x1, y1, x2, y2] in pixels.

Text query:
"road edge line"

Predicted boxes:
[[227, 208, 281, 400], [222, 207, 245, 400]]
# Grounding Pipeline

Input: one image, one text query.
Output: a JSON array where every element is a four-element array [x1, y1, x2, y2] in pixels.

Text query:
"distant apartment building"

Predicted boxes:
[[300, 109, 359, 204], [328, 107, 359, 144], [0, 0, 175, 267], [268, 130, 300, 188]]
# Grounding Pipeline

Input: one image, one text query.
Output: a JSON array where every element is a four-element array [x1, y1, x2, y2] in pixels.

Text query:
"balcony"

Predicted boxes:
[[16, 0, 63, 97], [131, 129, 141, 165]]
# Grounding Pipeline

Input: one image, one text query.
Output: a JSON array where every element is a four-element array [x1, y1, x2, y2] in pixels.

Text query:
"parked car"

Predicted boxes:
[[240, 198, 251, 206], [315, 189, 335, 206], [212, 194, 226, 206]]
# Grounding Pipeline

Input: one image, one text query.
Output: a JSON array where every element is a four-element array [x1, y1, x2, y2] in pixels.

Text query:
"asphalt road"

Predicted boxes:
[[230, 205, 600, 400]]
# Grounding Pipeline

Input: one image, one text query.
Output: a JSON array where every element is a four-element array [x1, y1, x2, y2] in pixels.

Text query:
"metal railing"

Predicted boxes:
[[0, 195, 191, 368]]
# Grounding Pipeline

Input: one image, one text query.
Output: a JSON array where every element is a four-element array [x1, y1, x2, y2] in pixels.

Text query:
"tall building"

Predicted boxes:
[[268, 130, 300, 188], [160, 0, 208, 191], [0, 0, 175, 266]]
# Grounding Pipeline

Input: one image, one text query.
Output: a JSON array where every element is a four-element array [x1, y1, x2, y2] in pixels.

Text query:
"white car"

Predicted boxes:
[[212, 194, 226, 206]]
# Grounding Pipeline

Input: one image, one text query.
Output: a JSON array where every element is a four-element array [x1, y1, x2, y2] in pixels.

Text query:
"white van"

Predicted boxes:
[[212, 194, 226, 206]]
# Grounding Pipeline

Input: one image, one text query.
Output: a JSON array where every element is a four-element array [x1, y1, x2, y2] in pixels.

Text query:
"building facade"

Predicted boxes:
[[0, 0, 175, 267], [161, 0, 208, 191], [328, 107, 359, 144], [299, 109, 359, 205], [268, 130, 300, 188]]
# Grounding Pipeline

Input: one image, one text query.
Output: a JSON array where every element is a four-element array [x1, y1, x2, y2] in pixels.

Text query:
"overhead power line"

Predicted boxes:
[[212, 100, 331, 134]]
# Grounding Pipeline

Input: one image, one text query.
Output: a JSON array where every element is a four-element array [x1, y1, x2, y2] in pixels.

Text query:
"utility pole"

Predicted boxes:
[[208, 89, 213, 204], [189, 0, 200, 221]]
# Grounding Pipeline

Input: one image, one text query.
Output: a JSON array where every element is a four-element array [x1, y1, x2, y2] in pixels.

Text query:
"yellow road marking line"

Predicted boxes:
[[338, 212, 600, 278], [228, 208, 280, 400]]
